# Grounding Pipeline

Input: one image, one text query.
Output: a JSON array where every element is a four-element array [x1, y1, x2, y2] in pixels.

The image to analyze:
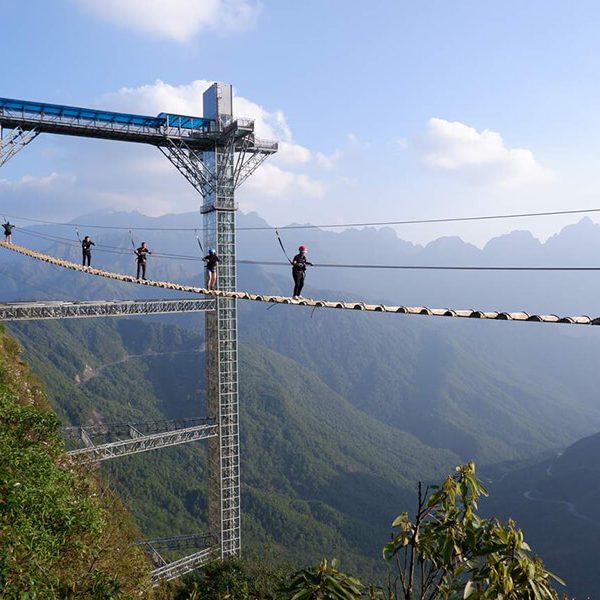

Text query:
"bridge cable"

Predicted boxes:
[[6, 205, 600, 232], [14, 228, 600, 272]]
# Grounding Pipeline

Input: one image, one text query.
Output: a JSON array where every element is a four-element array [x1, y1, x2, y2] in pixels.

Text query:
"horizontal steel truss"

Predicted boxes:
[[0, 106, 216, 150], [0, 298, 215, 320], [66, 420, 218, 463], [0, 102, 279, 153], [139, 533, 216, 573], [140, 532, 215, 552], [0, 125, 39, 167], [151, 547, 215, 585]]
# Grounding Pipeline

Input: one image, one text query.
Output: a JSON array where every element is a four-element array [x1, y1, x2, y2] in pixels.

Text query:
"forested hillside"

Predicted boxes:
[[9, 318, 458, 577], [485, 432, 600, 599], [3, 211, 600, 594], [0, 324, 154, 598]]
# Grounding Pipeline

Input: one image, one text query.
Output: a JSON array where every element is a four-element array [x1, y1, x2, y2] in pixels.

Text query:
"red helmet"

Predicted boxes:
[[299, 245, 307, 252]]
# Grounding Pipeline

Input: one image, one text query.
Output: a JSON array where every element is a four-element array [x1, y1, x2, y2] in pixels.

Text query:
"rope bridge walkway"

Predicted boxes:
[[2, 240, 599, 326]]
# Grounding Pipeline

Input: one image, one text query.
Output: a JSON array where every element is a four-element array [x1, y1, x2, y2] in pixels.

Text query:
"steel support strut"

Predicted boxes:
[[0, 126, 39, 167], [204, 138, 241, 559], [158, 84, 275, 562], [66, 421, 218, 463], [0, 298, 215, 321]]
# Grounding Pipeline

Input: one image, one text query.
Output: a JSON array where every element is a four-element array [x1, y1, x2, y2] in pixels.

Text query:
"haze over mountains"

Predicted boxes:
[[4, 209, 600, 315], [2, 210, 600, 596]]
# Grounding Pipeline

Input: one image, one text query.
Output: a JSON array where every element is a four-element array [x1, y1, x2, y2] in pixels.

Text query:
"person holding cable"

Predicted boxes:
[[292, 245, 313, 299], [135, 241, 152, 280], [81, 236, 95, 266], [3, 221, 15, 244], [203, 247, 220, 290]]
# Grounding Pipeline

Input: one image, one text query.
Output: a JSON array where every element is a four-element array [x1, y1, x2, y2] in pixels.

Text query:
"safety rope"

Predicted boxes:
[[195, 230, 204, 255], [275, 229, 292, 265], [1, 240, 599, 326]]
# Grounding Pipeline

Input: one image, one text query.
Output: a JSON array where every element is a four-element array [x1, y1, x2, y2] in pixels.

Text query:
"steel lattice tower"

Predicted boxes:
[[200, 84, 274, 557], [0, 83, 278, 559]]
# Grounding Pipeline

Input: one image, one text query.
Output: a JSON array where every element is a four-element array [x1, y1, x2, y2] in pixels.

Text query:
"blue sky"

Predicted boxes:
[[3, 0, 600, 245]]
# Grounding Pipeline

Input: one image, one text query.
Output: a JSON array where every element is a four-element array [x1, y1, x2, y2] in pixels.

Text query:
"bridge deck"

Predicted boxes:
[[1, 241, 597, 326]]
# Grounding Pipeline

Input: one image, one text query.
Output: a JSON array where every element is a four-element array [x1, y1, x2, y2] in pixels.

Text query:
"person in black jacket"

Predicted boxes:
[[3, 222, 15, 244], [292, 245, 313, 299], [135, 242, 152, 280], [203, 248, 220, 290], [81, 236, 95, 266]]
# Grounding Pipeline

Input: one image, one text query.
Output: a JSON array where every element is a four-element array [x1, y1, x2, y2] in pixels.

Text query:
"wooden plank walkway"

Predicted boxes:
[[1, 241, 598, 326]]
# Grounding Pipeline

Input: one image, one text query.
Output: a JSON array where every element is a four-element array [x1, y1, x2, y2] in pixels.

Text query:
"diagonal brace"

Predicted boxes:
[[0, 127, 39, 167], [158, 139, 215, 197]]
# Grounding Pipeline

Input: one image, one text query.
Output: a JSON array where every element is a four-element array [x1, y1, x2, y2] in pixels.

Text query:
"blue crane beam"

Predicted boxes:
[[0, 97, 270, 151]]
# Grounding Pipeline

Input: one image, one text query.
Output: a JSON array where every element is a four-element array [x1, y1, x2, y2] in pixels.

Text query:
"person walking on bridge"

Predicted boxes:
[[3, 221, 15, 244], [203, 248, 220, 291], [292, 245, 313, 299], [81, 236, 95, 267], [135, 242, 152, 280]]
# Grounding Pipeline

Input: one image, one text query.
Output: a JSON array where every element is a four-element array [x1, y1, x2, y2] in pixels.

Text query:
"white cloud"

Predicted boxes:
[[315, 150, 342, 169], [73, 0, 260, 43], [278, 141, 312, 166], [0, 172, 76, 189], [420, 118, 552, 187], [100, 79, 328, 202], [101, 79, 296, 151], [346, 133, 359, 145], [244, 164, 325, 199]]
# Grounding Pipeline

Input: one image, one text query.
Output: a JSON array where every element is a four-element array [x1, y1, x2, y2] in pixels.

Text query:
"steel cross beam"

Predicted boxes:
[[0, 126, 39, 167], [63, 417, 213, 441], [158, 139, 216, 197], [151, 548, 215, 585], [67, 421, 218, 463], [0, 298, 215, 321], [139, 533, 215, 552]]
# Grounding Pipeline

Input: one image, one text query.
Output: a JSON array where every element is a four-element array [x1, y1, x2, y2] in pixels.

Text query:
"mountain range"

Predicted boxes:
[[2, 210, 600, 595]]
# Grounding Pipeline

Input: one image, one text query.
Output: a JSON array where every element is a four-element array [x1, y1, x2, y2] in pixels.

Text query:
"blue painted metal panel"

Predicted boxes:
[[0, 98, 212, 131], [158, 113, 212, 130], [0, 97, 164, 127]]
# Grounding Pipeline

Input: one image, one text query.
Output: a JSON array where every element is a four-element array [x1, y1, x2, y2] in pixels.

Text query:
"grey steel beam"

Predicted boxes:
[[0, 126, 39, 167], [0, 298, 215, 321], [151, 548, 215, 585], [67, 422, 218, 464], [139, 533, 215, 552], [63, 417, 212, 441]]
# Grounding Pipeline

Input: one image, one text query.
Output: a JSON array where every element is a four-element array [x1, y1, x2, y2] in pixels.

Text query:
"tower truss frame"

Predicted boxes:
[[0, 82, 278, 566]]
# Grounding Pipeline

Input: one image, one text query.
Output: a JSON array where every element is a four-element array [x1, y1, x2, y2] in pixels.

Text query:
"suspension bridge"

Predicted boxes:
[[1, 239, 600, 325], [1, 81, 598, 586]]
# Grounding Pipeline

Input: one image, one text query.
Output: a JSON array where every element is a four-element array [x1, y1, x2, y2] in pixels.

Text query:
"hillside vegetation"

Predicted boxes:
[[9, 317, 459, 577], [0, 324, 154, 598]]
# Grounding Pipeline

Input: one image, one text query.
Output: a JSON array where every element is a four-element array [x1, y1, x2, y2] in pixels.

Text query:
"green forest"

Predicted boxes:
[[0, 317, 589, 598]]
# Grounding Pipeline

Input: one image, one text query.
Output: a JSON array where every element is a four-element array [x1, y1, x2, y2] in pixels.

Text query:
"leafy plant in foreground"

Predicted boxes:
[[383, 462, 565, 599], [283, 558, 365, 600]]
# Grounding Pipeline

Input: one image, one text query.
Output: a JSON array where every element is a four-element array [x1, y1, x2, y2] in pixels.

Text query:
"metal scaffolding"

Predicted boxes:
[[158, 83, 277, 559], [0, 298, 215, 321], [150, 548, 215, 585], [0, 125, 39, 167], [139, 532, 215, 553], [138, 533, 216, 584], [66, 419, 218, 463], [0, 82, 278, 570]]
